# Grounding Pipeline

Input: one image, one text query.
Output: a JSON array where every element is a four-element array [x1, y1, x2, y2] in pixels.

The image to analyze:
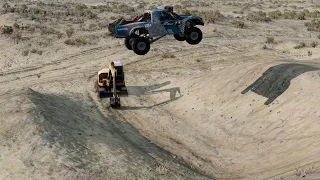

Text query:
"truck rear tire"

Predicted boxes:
[[174, 33, 185, 41], [132, 37, 150, 55], [125, 34, 138, 50], [185, 27, 202, 45]]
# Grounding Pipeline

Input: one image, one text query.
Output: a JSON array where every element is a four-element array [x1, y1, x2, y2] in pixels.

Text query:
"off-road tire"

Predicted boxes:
[[125, 34, 139, 50], [132, 37, 150, 55], [174, 33, 185, 41], [185, 27, 202, 45]]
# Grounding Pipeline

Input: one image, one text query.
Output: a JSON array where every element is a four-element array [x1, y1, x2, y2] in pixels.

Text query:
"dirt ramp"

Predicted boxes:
[[0, 88, 212, 180]]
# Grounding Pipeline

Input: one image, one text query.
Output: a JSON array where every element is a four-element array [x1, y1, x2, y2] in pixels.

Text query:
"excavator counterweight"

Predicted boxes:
[[95, 61, 127, 108]]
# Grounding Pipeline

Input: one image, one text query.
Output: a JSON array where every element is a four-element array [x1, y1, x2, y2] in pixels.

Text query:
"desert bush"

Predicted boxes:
[[162, 53, 175, 58], [30, 49, 37, 53], [311, 41, 318, 48], [12, 31, 22, 44], [22, 50, 29, 56], [41, 27, 56, 35], [290, 5, 297, 9], [57, 32, 63, 39], [266, 37, 275, 44], [282, 10, 297, 19], [268, 10, 282, 19], [1, 25, 13, 34], [37, 50, 43, 55], [262, 44, 267, 50], [174, 4, 182, 9], [247, 11, 271, 22], [178, 10, 224, 24], [89, 23, 98, 31], [297, 11, 306, 20], [318, 34, 320, 39], [305, 19, 320, 32], [65, 27, 74, 38], [294, 42, 306, 49], [97, 22, 107, 29], [232, 20, 245, 28], [28, 26, 36, 32], [84, 9, 97, 19], [64, 36, 87, 46], [13, 22, 20, 29], [2, 3, 10, 9]]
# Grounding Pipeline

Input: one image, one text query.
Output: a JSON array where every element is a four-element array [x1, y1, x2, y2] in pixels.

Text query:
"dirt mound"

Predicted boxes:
[[0, 88, 211, 180], [119, 61, 320, 180]]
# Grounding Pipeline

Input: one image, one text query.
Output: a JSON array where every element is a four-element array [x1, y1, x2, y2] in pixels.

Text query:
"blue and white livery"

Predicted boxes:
[[114, 9, 204, 55]]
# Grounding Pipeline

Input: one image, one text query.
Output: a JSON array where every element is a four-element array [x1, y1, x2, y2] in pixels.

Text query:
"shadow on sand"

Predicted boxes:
[[120, 81, 182, 110], [241, 63, 319, 105]]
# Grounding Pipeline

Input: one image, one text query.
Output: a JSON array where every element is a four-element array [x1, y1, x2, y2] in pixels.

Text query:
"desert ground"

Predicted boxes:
[[0, 0, 320, 180]]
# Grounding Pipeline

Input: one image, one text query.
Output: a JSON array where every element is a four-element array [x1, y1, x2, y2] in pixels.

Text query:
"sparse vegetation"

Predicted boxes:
[[268, 10, 282, 19], [41, 27, 57, 35], [22, 50, 29, 56], [162, 53, 176, 58], [12, 31, 22, 44], [232, 20, 245, 28], [64, 36, 87, 46], [311, 41, 318, 48], [305, 19, 320, 32], [266, 37, 275, 44], [2, 25, 13, 34], [65, 27, 75, 38], [247, 11, 271, 22], [178, 9, 225, 24], [294, 42, 306, 49]]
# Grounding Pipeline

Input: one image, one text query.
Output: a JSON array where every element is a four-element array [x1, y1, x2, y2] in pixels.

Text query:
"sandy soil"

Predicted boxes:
[[0, 0, 320, 180]]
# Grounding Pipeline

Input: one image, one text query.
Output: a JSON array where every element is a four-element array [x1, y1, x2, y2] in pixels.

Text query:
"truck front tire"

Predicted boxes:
[[132, 37, 150, 55], [185, 27, 202, 45]]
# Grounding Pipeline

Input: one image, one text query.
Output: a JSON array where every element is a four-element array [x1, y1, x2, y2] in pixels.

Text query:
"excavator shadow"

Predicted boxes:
[[119, 81, 182, 110], [241, 63, 319, 105]]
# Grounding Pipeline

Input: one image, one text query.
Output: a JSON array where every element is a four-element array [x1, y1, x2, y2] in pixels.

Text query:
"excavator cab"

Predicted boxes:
[[96, 61, 128, 100]]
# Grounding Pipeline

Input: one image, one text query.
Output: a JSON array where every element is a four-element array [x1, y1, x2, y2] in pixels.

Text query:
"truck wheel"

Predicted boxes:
[[125, 34, 138, 50], [174, 33, 185, 41], [185, 27, 202, 45], [132, 37, 150, 55]]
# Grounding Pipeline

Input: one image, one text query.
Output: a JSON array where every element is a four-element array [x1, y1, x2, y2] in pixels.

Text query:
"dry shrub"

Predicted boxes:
[[311, 41, 318, 48], [37, 50, 43, 55], [294, 42, 306, 49], [22, 50, 29, 56], [57, 32, 63, 39], [13, 22, 20, 29], [30, 49, 43, 55], [1, 25, 13, 34], [162, 53, 175, 58], [305, 19, 320, 32], [12, 31, 22, 44], [30, 49, 37, 53], [247, 11, 271, 22], [232, 20, 245, 28], [41, 27, 56, 35], [64, 36, 87, 46], [266, 37, 275, 44], [66, 27, 75, 38]]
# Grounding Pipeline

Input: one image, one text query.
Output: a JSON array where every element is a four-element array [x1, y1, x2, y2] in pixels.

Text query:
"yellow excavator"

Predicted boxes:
[[96, 61, 128, 108]]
